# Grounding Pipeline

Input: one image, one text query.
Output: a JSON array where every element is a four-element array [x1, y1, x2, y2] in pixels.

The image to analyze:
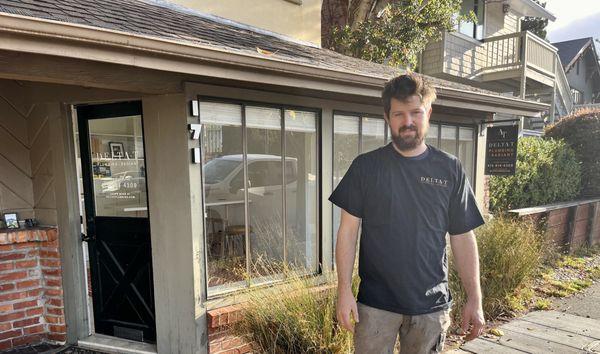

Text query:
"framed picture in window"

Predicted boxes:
[[109, 142, 125, 158], [3, 213, 18, 229]]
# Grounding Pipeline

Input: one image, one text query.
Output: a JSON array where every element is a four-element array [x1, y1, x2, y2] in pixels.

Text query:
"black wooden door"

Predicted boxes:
[[77, 102, 156, 343]]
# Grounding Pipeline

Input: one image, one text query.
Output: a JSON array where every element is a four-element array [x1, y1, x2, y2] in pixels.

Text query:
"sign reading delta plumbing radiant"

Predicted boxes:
[[485, 125, 518, 175]]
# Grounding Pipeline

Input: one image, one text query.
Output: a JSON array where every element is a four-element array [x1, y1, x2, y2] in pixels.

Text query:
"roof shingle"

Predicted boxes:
[[552, 37, 593, 70], [0, 0, 538, 99]]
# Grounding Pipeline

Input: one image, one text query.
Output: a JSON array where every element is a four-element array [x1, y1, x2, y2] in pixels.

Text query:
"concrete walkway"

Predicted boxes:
[[553, 281, 600, 320], [457, 310, 600, 353], [449, 281, 600, 353]]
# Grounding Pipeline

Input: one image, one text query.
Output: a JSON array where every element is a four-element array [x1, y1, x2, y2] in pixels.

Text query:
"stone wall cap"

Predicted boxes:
[[509, 198, 600, 216]]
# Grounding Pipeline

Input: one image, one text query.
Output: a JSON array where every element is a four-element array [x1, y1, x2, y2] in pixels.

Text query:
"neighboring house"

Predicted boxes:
[[0, 0, 547, 353], [552, 37, 600, 110], [420, 0, 572, 130]]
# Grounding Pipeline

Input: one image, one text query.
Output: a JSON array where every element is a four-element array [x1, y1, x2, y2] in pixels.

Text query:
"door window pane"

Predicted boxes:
[[361, 117, 386, 153], [245, 106, 283, 281], [88, 115, 147, 218], [440, 125, 457, 156], [284, 110, 318, 273], [200, 102, 246, 293]]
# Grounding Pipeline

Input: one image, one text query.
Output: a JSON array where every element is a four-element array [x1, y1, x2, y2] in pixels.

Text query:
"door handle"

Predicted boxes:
[[81, 233, 95, 242]]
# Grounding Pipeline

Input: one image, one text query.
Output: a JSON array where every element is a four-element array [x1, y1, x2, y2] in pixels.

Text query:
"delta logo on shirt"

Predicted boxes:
[[419, 176, 449, 187]]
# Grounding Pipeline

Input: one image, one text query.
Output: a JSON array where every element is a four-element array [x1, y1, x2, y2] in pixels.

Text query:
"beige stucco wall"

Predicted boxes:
[[171, 0, 322, 45]]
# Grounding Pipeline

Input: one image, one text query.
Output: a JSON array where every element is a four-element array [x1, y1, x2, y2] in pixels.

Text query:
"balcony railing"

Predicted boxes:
[[481, 31, 556, 77], [479, 31, 573, 115]]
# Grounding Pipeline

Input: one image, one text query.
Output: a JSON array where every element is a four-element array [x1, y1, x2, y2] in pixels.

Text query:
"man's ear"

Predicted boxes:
[[426, 105, 433, 119], [384, 112, 389, 123]]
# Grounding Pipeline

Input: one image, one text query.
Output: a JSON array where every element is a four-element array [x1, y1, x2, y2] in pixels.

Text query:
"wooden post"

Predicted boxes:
[[588, 202, 600, 246], [549, 81, 557, 124], [566, 205, 579, 253], [520, 32, 528, 100]]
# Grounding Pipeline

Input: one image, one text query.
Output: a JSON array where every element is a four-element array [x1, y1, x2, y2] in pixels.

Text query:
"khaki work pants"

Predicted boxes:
[[353, 303, 451, 354]]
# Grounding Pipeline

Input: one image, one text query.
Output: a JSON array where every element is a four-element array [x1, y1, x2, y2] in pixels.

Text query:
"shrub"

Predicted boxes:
[[489, 137, 581, 212], [546, 108, 600, 197], [233, 268, 358, 353], [449, 216, 544, 322]]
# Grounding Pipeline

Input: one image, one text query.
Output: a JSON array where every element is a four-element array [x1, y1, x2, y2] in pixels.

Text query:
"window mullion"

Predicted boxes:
[[241, 103, 251, 286], [281, 108, 287, 270]]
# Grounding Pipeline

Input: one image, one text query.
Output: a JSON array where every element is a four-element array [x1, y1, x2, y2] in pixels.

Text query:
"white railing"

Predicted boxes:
[[479, 31, 572, 116], [525, 32, 556, 75], [480, 31, 556, 74], [481, 32, 522, 71], [554, 55, 574, 115]]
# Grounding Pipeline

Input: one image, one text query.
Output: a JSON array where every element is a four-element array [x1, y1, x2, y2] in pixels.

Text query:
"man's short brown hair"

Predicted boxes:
[[382, 73, 437, 116]]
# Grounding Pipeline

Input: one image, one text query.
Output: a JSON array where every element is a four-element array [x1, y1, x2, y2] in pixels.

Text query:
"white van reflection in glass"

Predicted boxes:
[[203, 154, 301, 281]]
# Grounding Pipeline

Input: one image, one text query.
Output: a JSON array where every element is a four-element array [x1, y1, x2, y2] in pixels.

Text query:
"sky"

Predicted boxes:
[[545, 0, 600, 43]]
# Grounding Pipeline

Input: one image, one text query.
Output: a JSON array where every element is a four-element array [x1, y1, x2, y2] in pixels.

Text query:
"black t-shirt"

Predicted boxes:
[[329, 143, 485, 315]]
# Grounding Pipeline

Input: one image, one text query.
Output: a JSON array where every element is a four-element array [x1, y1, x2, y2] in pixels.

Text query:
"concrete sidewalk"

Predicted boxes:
[[450, 282, 600, 353]]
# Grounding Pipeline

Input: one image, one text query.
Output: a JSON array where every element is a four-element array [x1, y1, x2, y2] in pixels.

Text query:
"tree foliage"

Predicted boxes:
[[545, 108, 600, 197], [520, 0, 548, 39], [322, 0, 474, 68]]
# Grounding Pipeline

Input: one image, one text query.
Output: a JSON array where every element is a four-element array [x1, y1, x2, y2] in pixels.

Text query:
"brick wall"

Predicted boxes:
[[207, 306, 253, 354], [513, 200, 600, 252], [0, 228, 66, 351]]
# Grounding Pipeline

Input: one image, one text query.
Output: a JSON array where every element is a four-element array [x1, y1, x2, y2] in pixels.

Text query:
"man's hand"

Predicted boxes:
[[337, 289, 359, 333], [461, 298, 485, 341], [450, 231, 485, 341], [335, 209, 361, 333]]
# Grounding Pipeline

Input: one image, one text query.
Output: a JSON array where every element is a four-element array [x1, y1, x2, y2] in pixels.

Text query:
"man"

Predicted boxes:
[[329, 73, 486, 353]]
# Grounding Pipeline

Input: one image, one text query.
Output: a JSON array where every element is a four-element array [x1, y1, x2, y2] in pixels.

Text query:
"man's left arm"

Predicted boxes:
[[450, 230, 485, 341]]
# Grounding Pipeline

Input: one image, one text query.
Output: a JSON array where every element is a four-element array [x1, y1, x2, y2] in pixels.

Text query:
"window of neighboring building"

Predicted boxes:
[[200, 101, 319, 296], [571, 88, 584, 104], [457, 0, 485, 40], [331, 114, 476, 258]]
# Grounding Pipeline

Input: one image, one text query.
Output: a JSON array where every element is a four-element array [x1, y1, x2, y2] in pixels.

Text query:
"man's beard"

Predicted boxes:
[[390, 125, 426, 151]]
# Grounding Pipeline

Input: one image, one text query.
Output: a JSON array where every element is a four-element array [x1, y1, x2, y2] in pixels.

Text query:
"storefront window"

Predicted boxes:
[[441, 125, 458, 156], [332, 114, 386, 253], [284, 110, 318, 273], [201, 102, 319, 295], [200, 102, 246, 292], [429, 123, 476, 184]]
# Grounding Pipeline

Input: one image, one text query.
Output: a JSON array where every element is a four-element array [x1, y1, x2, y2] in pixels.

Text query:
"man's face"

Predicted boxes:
[[384, 95, 431, 151]]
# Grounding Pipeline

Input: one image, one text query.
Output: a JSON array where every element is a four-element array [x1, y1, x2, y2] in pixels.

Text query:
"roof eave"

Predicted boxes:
[[509, 0, 557, 21], [564, 39, 594, 72], [0, 12, 547, 115]]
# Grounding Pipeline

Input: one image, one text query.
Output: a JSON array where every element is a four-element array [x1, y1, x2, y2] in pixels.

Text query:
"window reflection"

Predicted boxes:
[[88, 116, 147, 217], [201, 102, 318, 294], [200, 103, 246, 293]]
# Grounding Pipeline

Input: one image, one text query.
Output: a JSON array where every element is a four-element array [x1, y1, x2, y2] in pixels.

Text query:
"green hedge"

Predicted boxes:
[[546, 109, 600, 197], [489, 137, 581, 212]]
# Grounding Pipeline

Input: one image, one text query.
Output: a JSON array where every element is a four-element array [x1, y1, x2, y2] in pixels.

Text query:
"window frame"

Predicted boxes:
[[429, 119, 478, 189], [330, 113, 479, 269], [457, 0, 485, 41], [198, 96, 322, 298]]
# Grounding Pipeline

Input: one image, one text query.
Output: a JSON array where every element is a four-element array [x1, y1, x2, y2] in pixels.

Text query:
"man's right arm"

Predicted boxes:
[[335, 209, 361, 333]]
